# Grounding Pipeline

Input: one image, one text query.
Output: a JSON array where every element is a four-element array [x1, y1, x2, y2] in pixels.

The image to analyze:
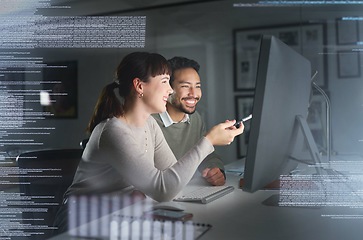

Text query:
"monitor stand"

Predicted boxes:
[[290, 115, 323, 173]]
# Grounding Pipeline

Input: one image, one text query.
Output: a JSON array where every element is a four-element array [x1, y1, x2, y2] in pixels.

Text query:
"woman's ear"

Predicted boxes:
[[132, 78, 144, 96]]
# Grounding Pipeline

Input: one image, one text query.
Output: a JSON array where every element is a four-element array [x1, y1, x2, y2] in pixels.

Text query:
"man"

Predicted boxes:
[[153, 56, 226, 186]]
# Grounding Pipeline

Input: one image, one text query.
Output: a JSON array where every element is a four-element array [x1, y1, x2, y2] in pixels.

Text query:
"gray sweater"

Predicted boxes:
[[66, 117, 214, 202]]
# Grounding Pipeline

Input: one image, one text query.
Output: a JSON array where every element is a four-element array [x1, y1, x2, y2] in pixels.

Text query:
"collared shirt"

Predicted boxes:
[[159, 111, 190, 128]]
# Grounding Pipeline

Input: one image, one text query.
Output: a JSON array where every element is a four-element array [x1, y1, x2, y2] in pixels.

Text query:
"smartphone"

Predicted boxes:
[[234, 114, 252, 128], [144, 209, 193, 221]]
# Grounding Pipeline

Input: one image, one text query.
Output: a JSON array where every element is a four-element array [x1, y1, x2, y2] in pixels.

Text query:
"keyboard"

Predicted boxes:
[[174, 185, 235, 204]]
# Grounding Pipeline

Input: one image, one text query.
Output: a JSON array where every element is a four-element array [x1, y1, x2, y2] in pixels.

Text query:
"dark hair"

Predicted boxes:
[[87, 52, 171, 133], [167, 56, 200, 85]]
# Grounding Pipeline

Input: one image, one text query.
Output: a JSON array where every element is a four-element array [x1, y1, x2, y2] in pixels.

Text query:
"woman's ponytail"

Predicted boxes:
[[86, 81, 123, 133]]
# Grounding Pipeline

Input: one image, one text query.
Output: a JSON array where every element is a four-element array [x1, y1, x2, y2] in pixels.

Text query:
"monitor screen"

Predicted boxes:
[[242, 35, 315, 193]]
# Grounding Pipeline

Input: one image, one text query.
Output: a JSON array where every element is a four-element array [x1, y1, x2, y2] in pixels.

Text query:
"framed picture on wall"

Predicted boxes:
[[233, 22, 327, 91], [42, 61, 78, 118], [336, 18, 359, 45], [359, 20, 363, 42], [337, 51, 361, 78], [235, 95, 254, 159]]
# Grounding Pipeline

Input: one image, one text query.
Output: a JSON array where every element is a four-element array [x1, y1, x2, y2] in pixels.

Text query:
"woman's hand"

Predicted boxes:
[[205, 120, 244, 146]]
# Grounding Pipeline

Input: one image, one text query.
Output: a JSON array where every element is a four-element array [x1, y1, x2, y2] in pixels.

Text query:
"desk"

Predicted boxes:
[[51, 159, 363, 240], [183, 173, 363, 240]]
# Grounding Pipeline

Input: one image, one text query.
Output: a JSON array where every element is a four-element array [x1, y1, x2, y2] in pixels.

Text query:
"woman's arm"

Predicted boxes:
[[100, 118, 214, 202]]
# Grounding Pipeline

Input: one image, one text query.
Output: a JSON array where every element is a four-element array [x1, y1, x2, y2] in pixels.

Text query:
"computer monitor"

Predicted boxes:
[[242, 35, 321, 193]]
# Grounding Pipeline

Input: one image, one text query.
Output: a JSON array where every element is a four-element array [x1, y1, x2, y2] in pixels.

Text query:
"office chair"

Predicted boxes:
[[80, 138, 89, 149], [16, 148, 83, 239]]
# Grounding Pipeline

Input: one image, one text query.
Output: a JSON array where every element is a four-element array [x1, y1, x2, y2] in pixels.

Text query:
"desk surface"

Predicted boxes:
[[184, 173, 363, 240], [51, 158, 363, 240]]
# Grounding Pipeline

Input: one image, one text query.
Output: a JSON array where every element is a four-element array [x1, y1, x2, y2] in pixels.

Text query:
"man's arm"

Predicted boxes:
[[198, 152, 226, 186], [197, 152, 224, 172], [153, 112, 226, 186], [198, 114, 226, 186]]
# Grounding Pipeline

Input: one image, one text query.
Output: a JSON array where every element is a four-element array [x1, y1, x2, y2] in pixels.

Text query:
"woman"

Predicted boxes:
[[54, 52, 243, 233]]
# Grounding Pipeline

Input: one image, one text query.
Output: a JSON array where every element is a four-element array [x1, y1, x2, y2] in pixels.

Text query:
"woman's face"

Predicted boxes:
[[142, 74, 173, 114]]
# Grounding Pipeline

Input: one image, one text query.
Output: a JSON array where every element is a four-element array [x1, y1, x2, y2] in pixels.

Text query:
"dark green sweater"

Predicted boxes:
[[153, 111, 224, 172]]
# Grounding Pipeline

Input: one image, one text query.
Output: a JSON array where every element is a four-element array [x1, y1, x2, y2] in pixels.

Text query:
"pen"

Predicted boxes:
[[234, 114, 252, 128], [242, 114, 252, 122]]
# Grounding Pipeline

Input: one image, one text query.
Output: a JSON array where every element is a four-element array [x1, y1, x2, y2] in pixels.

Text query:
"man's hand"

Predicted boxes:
[[202, 167, 226, 186]]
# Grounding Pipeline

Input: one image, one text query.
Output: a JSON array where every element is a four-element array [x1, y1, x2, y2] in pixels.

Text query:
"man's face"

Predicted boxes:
[[168, 68, 202, 114]]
